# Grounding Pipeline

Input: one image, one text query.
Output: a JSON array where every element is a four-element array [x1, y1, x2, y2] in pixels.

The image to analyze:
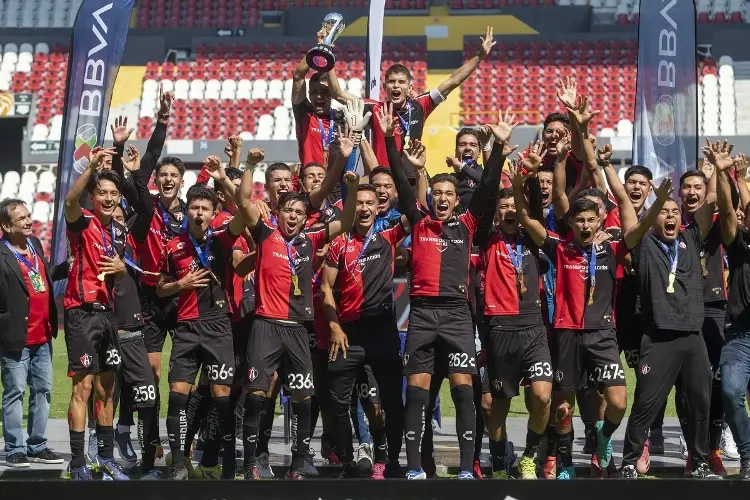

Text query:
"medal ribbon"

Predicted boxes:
[[659, 239, 679, 277], [346, 225, 376, 277], [188, 230, 213, 271], [576, 244, 597, 299], [3, 238, 39, 274], [286, 236, 299, 277], [159, 200, 188, 235], [500, 233, 523, 277], [397, 102, 412, 140], [318, 109, 335, 153], [100, 223, 116, 258]]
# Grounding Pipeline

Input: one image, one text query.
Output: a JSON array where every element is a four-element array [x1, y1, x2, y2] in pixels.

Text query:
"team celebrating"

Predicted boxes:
[[6, 24, 750, 481]]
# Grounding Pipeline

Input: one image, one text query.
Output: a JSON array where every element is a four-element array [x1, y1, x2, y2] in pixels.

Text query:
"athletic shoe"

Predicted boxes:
[[740, 461, 750, 480], [69, 464, 93, 481], [406, 469, 427, 480], [684, 453, 694, 478], [97, 457, 131, 480], [518, 455, 537, 479], [636, 439, 651, 475], [28, 448, 64, 464], [243, 465, 260, 480], [286, 469, 305, 480], [194, 463, 222, 479], [370, 462, 386, 479], [422, 455, 437, 478], [167, 464, 189, 480], [300, 448, 319, 477], [6, 452, 30, 468], [473, 458, 484, 479], [721, 426, 740, 460], [492, 440, 517, 477], [338, 463, 357, 478], [620, 465, 637, 479], [356, 443, 373, 474], [708, 450, 727, 477], [256, 452, 275, 478], [583, 427, 596, 455], [691, 462, 723, 479], [590, 454, 604, 478], [556, 466, 575, 479], [115, 427, 137, 465], [679, 434, 688, 460], [141, 468, 163, 480], [320, 440, 340, 465], [457, 471, 474, 479], [87, 428, 98, 466], [605, 459, 618, 477], [384, 460, 401, 478], [649, 430, 664, 455], [594, 420, 613, 468], [542, 456, 557, 479]]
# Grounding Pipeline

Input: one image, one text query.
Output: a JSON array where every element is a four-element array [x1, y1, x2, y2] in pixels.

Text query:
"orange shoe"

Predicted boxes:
[[708, 450, 727, 477], [636, 439, 651, 474], [473, 458, 484, 479], [543, 456, 557, 479]]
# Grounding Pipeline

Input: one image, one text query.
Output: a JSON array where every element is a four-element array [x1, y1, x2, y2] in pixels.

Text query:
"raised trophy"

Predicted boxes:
[[306, 13, 345, 73]]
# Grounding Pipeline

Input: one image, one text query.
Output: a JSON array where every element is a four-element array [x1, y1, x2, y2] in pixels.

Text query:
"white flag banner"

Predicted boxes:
[[366, 0, 386, 101]]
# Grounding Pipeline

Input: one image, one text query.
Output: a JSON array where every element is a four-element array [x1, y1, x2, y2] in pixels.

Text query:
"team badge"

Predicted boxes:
[[641, 364, 651, 375], [248, 367, 259, 382], [80, 354, 92, 368]]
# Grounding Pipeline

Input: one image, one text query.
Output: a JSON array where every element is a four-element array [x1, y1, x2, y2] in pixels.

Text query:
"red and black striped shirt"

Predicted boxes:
[[138, 196, 187, 287]]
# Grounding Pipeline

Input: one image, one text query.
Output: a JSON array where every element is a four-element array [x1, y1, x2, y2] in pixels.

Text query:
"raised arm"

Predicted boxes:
[[327, 64, 360, 106], [238, 165, 270, 229], [139, 85, 172, 180], [437, 26, 495, 97], [510, 160, 547, 247], [694, 139, 723, 240], [403, 140, 428, 207], [596, 143, 638, 236], [556, 76, 584, 162], [326, 171, 360, 241], [121, 145, 155, 242], [704, 139, 739, 246], [551, 130, 571, 219], [735, 154, 750, 214], [622, 178, 673, 250], [64, 147, 115, 222], [109, 115, 139, 208], [292, 31, 325, 105]]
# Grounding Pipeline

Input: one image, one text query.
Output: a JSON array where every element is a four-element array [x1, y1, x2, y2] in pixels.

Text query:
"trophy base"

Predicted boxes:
[[306, 44, 336, 73]]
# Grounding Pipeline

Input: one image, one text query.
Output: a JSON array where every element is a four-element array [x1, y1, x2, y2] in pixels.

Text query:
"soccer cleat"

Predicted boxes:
[[590, 453, 604, 478], [542, 456, 557, 479], [115, 427, 138, 466], [684, 453, 694, 478], [167, 464, 190, 480], [620, 465, 637, 479], [691, 462, 723, 479], [300, 448, 319, 477], [370, 462, 386, 479], [472, 458, 484, 479], [556, 466, 575, 479], [422, 455, 437, 478], [636, 439, 651, 475], [140, 468, 163, 480], [406, 469, 427, 480], [649, 431, 665, 455], [492, 441, 517, 477], [286, 469, 306, 480], [679, 434, 688, 460], [457, 471, 474, 480], [605, 459, 618, 477], [243, 465, 260, 480], [356, 443, 374, 474], [256, 452, 275, 479], [320, 440, 341, 465], [518, 455, 537, 479], [384, 460, 401, 478], [69, 464, 94, 481], [708, 450, 727, 477], [194, 463, 222, 479], [97, 457, 131, 480], [721, 426, 740, 460], [594, 421, 613, 468]]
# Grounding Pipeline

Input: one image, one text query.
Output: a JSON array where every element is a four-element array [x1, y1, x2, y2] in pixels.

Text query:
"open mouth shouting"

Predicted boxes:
[[664, 220, 678, 237], [683, 195, 700, 212], [377, 194, 390, 213], [390, 88, 404, 104], [160, 181, 177, 198], [629, 190, 643, 204], [580, 228, 593, 244], [357, 211, 373, 224], [435, 201, 450, 218]]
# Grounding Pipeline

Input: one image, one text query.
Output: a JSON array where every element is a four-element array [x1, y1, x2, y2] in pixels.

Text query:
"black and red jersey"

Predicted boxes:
[[541, 235, 627, 330], [160, 228, 242, 321], [409, 209, 479, 299], [252, 221, 328, 322], [113, 233, 145, 329], [292, 100, 339, 167], [698, 215, 728, 304], [326, 222, 407, 323], [480, 229, 545, 329], [138, 196, 187, 287], [209, 211, 252, 322], [306, 199, 342, 230], [65, 209, 126, 309]]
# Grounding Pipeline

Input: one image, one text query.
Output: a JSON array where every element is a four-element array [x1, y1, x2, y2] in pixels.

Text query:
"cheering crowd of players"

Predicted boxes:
[[5, 25, 750, 481]]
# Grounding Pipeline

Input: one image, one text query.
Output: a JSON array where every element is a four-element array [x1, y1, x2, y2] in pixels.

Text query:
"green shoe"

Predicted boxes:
[[557, 466, 575, 479], [518, 456, 537, 479], [193, 463, 222, 479], [595, 420, 613, 468]]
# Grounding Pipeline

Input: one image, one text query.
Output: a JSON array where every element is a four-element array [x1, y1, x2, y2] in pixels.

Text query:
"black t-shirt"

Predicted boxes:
[[632, 224, 704, 332], [724, 226, 750, 332]]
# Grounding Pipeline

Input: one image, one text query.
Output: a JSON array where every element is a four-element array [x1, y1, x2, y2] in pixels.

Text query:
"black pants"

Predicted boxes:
[[622, 329, 712, 469]]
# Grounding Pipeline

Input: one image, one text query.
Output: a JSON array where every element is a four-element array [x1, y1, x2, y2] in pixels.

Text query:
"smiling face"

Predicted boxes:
[[538, 171, 553, 208], [625, 173, 651, 213], [385, 71, 411, 107], [571, 209, 600, 247], [267, 168, 293, 208], [456, 133, 480, 163], [679, 174, 706, 214], [155, 164, 184, 200], [495, 196, 518, 235], [91, 179, 121, 220], [278, 200, 308, 238], [1, 203, 32, 239], [302, 165, 326, 193], [187, 197, 215, 236], [309, 79, 332, 116], [430, 180, 458, 221], [371, 172, 396, 216], [355, 189, 378, 232], [654, 199, 681, 242]]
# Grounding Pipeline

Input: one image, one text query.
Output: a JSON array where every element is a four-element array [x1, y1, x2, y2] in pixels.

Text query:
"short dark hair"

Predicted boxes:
[[385, 63, 412, 82], [0, 198, 26, 228], [543, 112, 570, 129], [679, 169, 707, 186], [455, 128, 481, 150], [369, 166, 393, 183], [225, 167, 243, 181], [357, 184, 378, 195], [87, 169, 121, 194], [429, 173, 459, 190], [155, 156, 186, 177], [186, 184, 218, 209], [310, 72, 330, 86], [265, 162, 292, 184], [496, 187, 514, 201], [301, 162, 326, 174], [624, 165, 653, 182], [278, 191, 309, 210], [569, 197, 600, 217], [577, 187, 607, 207]]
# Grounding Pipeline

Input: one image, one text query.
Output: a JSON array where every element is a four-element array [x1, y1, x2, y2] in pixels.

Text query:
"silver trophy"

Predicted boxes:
[[306, 13, 345, 73]]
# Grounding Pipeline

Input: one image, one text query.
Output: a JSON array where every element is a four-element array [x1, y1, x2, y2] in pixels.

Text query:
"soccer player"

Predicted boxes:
[[446, 129, 484, 208], [241, 137, 360, 480], [156, 168, 254, 480], [619, 141, 723, 480], [382, 104, 515, 480], [63, 147, 128, 480], [715, 144, 750, 479]]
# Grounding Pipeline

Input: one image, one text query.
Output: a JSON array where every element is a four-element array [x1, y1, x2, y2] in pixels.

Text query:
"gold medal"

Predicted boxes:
[[667, 272, 676, 293], [700, 256, 709, 278], [588, 286, 595, 305], [322, 148, 329, 169], [518, 273, 527, 295], [292, 275, 302, 296]]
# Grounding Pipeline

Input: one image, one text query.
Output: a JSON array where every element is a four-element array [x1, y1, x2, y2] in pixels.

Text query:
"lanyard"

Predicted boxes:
[[188, 230, 213, 270], [3, 238, 39, 274], [286, 236, 299, 277], [397, 102, 412, 140], [100, 223, 116, 257], [318, 109, 335, 152], [270, 213, 278, 228], [576, 244, 597, 290], [659, 239, 679, 276], [159, 200, 187, 235], [500, 233, 523, 274], [346, 225, 376, 275]]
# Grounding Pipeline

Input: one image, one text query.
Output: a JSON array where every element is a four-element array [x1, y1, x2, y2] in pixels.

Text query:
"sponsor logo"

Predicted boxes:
[[80, 353, 92, 368], [555, 370, 564, 383], [641, 364, 651, 375], [654, 95, 675, 147], [248, 367, 258, 381], [73, 123, 97, 174]]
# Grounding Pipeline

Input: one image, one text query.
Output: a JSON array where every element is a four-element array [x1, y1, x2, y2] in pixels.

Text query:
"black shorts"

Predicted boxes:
[[118, 331, 157, 409], [403, 303, 477, 376], [550, 328, 626, 392], [703, 303, 726, 375], [64, 307, 121, 376], [486, 324, 553, 399], [169, 315, 235, 385], [247, 318, 315, 397], [617, 314, 646, 368], [232, 314, 253, 382], [328, 316, 403, 407], [140, 284, 178, 353]]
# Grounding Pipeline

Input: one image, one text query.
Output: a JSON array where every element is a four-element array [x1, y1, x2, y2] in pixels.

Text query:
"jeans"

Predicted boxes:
[[720, 330, 750, 461], [1, 341, 53, 455], [351, 391, 371, 445]]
